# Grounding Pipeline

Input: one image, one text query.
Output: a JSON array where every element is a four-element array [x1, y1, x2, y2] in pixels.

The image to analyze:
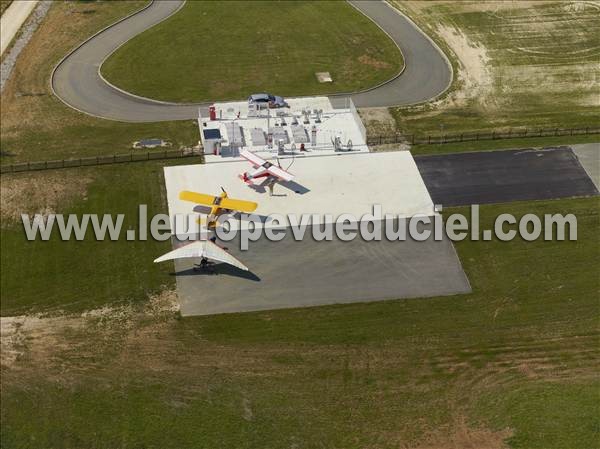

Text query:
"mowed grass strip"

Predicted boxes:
[[101, 1, 403, 103], [1, 198, 598, 448], [0, 161, 183, 315], [391, 1, 600, 135]]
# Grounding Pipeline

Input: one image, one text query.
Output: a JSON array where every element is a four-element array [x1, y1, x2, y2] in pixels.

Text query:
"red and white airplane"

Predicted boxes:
[[239, 149, 294, 185]]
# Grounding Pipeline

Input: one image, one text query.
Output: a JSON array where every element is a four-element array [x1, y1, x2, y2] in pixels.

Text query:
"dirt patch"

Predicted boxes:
[[0, 171, 92, 222], [400, 1, 557, 15], [370, 142, 411, 152], [358, 54, 391, 70], [359, 107, 397, 135], [435, 24, 493, 108], [411, 416, 512, 449], [0, 313, 85, 370], [0, 288, 180, 370], [359, 107, 411, 151]]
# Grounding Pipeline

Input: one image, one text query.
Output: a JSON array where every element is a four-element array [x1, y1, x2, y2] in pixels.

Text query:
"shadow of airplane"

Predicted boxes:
[[192, 204, 212, 215], [171, 264, 261, 281], [189, 207, 271, 226], [281, 180, 310, 195], [246, 178, 310, 196]]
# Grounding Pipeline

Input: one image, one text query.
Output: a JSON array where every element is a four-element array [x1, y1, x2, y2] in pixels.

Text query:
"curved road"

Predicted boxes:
[[52, 0, 451, 122]]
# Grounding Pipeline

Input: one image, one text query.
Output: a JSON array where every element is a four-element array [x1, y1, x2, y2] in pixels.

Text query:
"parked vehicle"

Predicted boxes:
[[248, 93, 289, 108]]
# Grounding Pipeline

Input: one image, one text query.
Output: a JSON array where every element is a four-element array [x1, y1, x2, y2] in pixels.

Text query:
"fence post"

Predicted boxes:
[[428, 135, 431, 144], [476, 133, 479, 141], [147, 152, 150, 160]]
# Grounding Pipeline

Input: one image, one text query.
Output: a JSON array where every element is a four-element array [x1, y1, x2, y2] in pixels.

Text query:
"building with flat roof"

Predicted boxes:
[[199, 96, 367, 162]]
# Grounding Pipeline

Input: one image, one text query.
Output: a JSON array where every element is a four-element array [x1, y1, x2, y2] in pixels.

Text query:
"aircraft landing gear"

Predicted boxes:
[[194, 257, 216, 275]]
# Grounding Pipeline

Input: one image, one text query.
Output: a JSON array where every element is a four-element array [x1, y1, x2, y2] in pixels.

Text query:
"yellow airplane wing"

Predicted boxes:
[[179, 191, 217, 206], [219, 197, 258, 213]]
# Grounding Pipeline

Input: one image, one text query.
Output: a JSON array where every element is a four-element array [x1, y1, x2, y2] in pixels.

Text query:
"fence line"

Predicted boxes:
[[1, 126, 598, 174], [1, 148, 204, 174], [366, 126, 600, 146]]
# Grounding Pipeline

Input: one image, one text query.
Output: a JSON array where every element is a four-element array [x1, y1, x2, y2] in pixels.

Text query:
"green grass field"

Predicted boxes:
[[0, 161, 179, 315], [1, 1, 599, 446], [2, 183, 598, 447], [101, 1, 403, 103], [0, 1, 199, 164], [391, 1, 600, 135]]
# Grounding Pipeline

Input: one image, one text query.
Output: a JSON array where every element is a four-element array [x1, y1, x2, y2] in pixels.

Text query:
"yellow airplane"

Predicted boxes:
[[179, 188, 258, 228]]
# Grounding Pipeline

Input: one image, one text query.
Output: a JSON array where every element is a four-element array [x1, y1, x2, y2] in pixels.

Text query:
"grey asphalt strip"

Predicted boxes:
[[348, 0, 451, 107], [51, 1, 200, 122], [175, 220, 471, 316], [415, 147, 600, 207], [51, 0, 451, 122]]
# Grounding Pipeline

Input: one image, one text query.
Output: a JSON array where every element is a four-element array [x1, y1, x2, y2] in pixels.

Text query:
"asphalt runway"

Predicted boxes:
[[51, 0, 451, 122], [174, 220, 471, 316], [348, 1, 451, 107], [415, 147, 599, 207]]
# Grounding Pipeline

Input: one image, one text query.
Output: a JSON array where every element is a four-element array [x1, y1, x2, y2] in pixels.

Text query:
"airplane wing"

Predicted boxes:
[[240, 149, 294, 181], [240, 149, 266, 168], [154, 240, 249, 271], [219, 197, 258, 213], [179, 191, 217, 206], [265, 164, 294, 182]]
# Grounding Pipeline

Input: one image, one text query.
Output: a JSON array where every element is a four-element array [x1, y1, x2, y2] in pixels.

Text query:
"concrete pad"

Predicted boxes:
[[572, 143, 600, 191], [162, 151, 471, 316], [174, 220, 471, 316], [164, 151, 436, 234], [415, 147, 599, 207]]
